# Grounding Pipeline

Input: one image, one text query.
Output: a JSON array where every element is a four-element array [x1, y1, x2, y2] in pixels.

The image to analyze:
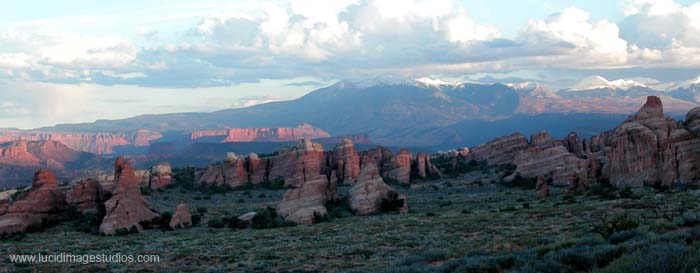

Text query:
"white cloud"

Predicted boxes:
[[620, 0, 700, 48]]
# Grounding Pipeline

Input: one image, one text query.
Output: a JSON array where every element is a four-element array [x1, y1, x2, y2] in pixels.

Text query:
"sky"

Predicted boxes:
[[1, 0, 700, 129]]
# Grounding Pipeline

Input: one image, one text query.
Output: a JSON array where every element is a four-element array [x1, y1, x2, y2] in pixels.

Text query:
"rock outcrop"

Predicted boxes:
[[276, 175, 336, 225], [0, 130, 161, 154], [384, 149, 412, 184], [512, 145, 590, 186], [603, 96, 681, 187], [331, 138, 360, 184], [195, 155, 248, 188], [349, 162, 408, 215], [268, 139, 326, 187], [169, 202, 192, 229], [468, 133, 529, 165], [0, 169, 65, 234], [99, 157, 159, 235]]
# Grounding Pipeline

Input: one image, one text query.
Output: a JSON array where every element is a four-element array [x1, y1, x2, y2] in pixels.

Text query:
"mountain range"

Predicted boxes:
[[1, 75, 700, 186]]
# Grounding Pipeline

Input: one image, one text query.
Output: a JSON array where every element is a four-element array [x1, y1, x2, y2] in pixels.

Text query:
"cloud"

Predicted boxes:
[[1, 0, 700, 89], [620, 0, 700, 49]]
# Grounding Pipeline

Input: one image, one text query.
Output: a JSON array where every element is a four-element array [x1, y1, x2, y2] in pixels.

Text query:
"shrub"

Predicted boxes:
[[600, 243, 700, 273], [594, 214, 639, 239], [505, 174, 538, 190], [207, 218, 225, 229], [250, 207, 296, 229], [608, 229, 647, 244], [380, 191, 405, 213], [191, 214, 201, 227], [196, 207, 208, 214]]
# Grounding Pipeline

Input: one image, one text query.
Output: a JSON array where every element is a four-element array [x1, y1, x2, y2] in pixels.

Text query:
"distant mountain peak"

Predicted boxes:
[[569, 75, 647, 91], [414, 77, 462, 89]]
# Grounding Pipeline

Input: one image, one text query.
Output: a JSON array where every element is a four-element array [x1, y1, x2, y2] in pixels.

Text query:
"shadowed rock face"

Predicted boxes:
[[99, 157, 158, 235], [415, 152, 440, 179], [331, 138, 360, 184], [384, 149, 412, 184], [276, 175, 336, 225], [349, 161, 408, 216], [66, 179, 105, 214], [0, 169, 65, 235], [604, 96, 685, 187], [169, 203, 192, 229]]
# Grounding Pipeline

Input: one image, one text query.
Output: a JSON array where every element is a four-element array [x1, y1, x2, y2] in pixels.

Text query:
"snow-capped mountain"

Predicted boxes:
[[568, 75, 647, 91]]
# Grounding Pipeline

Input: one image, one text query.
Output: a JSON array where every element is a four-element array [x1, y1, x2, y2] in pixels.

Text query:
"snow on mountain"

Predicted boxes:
[[652, 75, 700, 91], [569, 75, 647, 91]]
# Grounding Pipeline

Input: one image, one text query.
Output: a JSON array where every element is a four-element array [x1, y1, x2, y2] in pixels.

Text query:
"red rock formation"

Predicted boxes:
[[276, 175, 336, 225], [246, 153, 268, 184], [0, 140, 86, 168], [99, 157, 158, 235], [349, 162, 408, 215], [0, 130, 162, 154], [190, 124, 330, 143], [468, 133, 529, 165], [268, 139, 326, 187], [0, 169, 65, 234], [383, 149, 412, 184], [195, 154, 248, 188], [604, 96, 679, 187], [169, 202, 192, 229], [331, 138, 360, 184], [65, 179, 105, 214]]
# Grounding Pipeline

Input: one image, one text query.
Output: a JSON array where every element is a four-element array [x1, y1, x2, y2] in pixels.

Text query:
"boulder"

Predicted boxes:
[[169, 202, 192, 229], [332, 138, 360, 184], [384, 149, 412, 184], [99, 157, 159, 235], [238, 211, 257, 223], [349, 162, 408, 215], [530, 131, 560, 149], [276, 175, 335, 225], [0, 169, 65, 235]]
